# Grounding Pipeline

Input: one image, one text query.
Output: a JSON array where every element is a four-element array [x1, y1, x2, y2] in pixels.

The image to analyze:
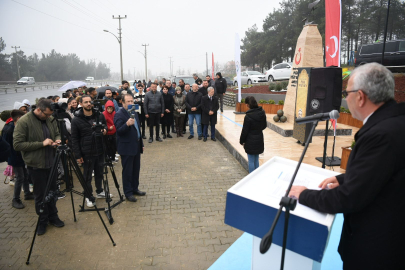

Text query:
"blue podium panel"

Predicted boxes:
[[225, 157, 339, 263]]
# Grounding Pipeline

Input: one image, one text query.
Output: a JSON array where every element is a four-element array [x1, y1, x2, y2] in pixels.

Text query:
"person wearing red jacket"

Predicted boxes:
[[102, 100, 117, 162]]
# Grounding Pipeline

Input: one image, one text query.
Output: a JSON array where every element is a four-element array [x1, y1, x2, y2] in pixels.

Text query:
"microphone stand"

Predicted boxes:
[[260, 119, 319, 270]]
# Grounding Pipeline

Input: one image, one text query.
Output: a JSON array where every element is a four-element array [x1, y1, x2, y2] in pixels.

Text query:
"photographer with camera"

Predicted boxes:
[[71, 95, 112, 208], [13, 99, 64, 236], [114, 94, 145, 202]]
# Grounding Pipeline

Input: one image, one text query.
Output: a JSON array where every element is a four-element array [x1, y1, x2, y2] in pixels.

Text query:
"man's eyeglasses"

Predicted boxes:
[[41, 110, 53, 117], [342, 89, 360, 98]]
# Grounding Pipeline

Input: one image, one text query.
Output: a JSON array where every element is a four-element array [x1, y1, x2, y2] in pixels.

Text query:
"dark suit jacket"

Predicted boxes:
[[114, 108, 144, 156], [201, 95, 219, 125], [300, 100, 405, 269]]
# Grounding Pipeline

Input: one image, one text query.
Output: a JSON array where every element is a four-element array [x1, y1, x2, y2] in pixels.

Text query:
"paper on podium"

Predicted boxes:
[[225, 156, 339, 262]]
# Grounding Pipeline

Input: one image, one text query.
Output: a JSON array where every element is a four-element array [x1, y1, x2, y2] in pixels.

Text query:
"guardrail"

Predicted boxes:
[[0, 80, 109, 94]]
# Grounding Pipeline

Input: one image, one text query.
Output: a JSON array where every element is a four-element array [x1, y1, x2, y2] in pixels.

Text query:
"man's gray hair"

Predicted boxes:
[[193, 73, 198, 77], [350, 63, 394, 104], [208, 86, 214, 92]]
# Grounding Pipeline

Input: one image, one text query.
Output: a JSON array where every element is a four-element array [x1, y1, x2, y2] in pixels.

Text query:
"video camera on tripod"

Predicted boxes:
[[90, 99, 107, 133]]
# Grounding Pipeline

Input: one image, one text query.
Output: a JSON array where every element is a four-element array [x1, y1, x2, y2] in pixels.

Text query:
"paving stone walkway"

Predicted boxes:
[[0, 125, 247, 269]]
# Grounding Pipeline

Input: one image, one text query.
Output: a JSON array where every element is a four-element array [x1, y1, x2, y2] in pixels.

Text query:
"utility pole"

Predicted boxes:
[[206, 52, 208, 76], [142, 44, 149, 81], [169, 57, 172, 77], [11, 46, 21, 79], [92, 58, 97, 79], [112, 15, 127, 82]]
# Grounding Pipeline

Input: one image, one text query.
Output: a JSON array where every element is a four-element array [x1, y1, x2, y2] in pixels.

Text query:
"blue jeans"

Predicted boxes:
[[247, 154, 259, 173], [188, 113, 202, 136]]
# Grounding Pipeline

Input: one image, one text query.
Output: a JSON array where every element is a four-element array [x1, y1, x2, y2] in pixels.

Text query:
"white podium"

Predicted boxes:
[[225, 156, 340, 270]]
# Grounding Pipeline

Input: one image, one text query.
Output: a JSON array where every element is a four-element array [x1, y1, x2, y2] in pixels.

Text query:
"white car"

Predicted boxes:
[[265, 62, 293, 82], [17, 77, 35, 85], [85, 77, 94, 81], [233, 71, 267, 86]]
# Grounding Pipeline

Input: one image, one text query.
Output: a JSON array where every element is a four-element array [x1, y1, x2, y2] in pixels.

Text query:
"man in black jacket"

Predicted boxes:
[[214, 72, 227, 112], [289, 63, 405, 270], [198, 80, 209, 97], [193, 73, 202, 86], [71, 95, 111, 208], [201, 87, 219, 142], [185, 84, 203, 140]]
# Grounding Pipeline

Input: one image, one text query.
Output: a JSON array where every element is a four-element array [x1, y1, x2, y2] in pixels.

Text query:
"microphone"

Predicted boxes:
[[295, 110, 339, 124]]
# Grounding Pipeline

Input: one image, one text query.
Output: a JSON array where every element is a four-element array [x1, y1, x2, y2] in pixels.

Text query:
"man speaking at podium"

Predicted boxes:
[[289, 63, 405, 270]]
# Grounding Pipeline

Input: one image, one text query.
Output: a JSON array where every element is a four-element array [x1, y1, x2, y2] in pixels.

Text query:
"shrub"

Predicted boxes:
[[259, 99, 268, 104], [240, 98, 245, 103], [340, 106, 351, 114], [278, 100, 284, 105], [268, 99, 275, 104], [281, 81, 288, 89], [275, 83, 283, 91], [269, 83, 276, 91]]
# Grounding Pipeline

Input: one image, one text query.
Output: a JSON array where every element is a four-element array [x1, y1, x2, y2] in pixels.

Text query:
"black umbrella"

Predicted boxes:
[[95, 86, 119, 99]]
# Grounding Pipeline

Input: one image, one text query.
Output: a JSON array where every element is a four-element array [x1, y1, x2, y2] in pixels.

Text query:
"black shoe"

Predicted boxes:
[[211, 138, 217, 142], [126, 195, 137, 202], [188, 135, 194, 139], [49, 217, 65, 227], [37, 223, 47, 235], [203, 138, 207, 142], [182, 131, 186, 134], [24, 192, 35, 200], [142, 135, 146, 139], [163, 134, 166, 139], [167, 134, 172, 138], [12, 198, 25, 209], [157, 137, 163, 142], [198, 136, 202, 140], [221, 109, 223, 113], [148, 137, 153, 143], [133, 190, 146, 196]]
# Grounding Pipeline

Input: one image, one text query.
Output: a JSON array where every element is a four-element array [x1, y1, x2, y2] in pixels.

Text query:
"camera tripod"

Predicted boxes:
[[78, 106, 124, 224], [26, 113, 115, 265]]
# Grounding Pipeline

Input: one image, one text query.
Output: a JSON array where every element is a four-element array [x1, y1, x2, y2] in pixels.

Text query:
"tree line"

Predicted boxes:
[[0, 37, 110, 82], [241, 0, 405, 71]]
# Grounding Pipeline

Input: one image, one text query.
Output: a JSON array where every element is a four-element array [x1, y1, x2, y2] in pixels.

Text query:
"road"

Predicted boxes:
[[0, 82, 114, 111]]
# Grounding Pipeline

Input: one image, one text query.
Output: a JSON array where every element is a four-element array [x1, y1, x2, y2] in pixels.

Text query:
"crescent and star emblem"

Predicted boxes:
[[329, 36, 338, 58], [295, 48, 302, 65]]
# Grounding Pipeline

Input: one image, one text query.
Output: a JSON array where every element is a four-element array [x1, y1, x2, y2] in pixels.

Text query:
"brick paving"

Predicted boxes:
[[0, 124, 247, 269]]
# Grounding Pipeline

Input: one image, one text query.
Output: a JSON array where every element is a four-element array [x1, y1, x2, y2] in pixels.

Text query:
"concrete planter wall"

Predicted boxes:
[[340, 147, 352, 170]]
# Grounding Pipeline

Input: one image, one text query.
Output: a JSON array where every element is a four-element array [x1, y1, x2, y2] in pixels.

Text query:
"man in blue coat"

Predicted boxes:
[[114, 94, 145, 202]]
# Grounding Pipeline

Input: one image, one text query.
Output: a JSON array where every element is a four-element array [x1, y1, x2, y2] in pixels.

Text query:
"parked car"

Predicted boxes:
[[224, 77, 233, 86], [85, 77, 94, 81], [233, 71, 267, 86], [17, 77, 35, 85], [264, 62, 293, 82], [355, 40, 405, 67], [172, 75, 196, 86]]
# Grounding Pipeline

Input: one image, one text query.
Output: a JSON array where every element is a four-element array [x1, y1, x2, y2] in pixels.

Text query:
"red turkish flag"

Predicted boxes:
[[325, 0, 341, 67]]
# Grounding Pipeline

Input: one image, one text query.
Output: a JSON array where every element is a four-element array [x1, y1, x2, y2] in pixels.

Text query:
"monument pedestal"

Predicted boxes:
[[283, 25, 324, 123]]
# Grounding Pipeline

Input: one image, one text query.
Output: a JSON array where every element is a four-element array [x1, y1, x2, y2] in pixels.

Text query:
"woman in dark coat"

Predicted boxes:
[[173, 87, 186, 137], [160, 85, 174, 139], [239, 96, 267, 173]]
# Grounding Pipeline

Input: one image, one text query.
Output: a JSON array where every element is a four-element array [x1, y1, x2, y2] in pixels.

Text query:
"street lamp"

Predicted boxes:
[[104, 29, 124, 82]]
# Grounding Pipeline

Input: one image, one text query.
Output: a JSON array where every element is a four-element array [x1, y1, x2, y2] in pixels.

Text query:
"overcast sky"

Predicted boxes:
[[0, 0, 280, 78]]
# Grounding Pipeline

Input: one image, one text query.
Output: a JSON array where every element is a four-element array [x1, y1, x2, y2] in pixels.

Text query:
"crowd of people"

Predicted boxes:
[[0, 72, 228, 235]]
